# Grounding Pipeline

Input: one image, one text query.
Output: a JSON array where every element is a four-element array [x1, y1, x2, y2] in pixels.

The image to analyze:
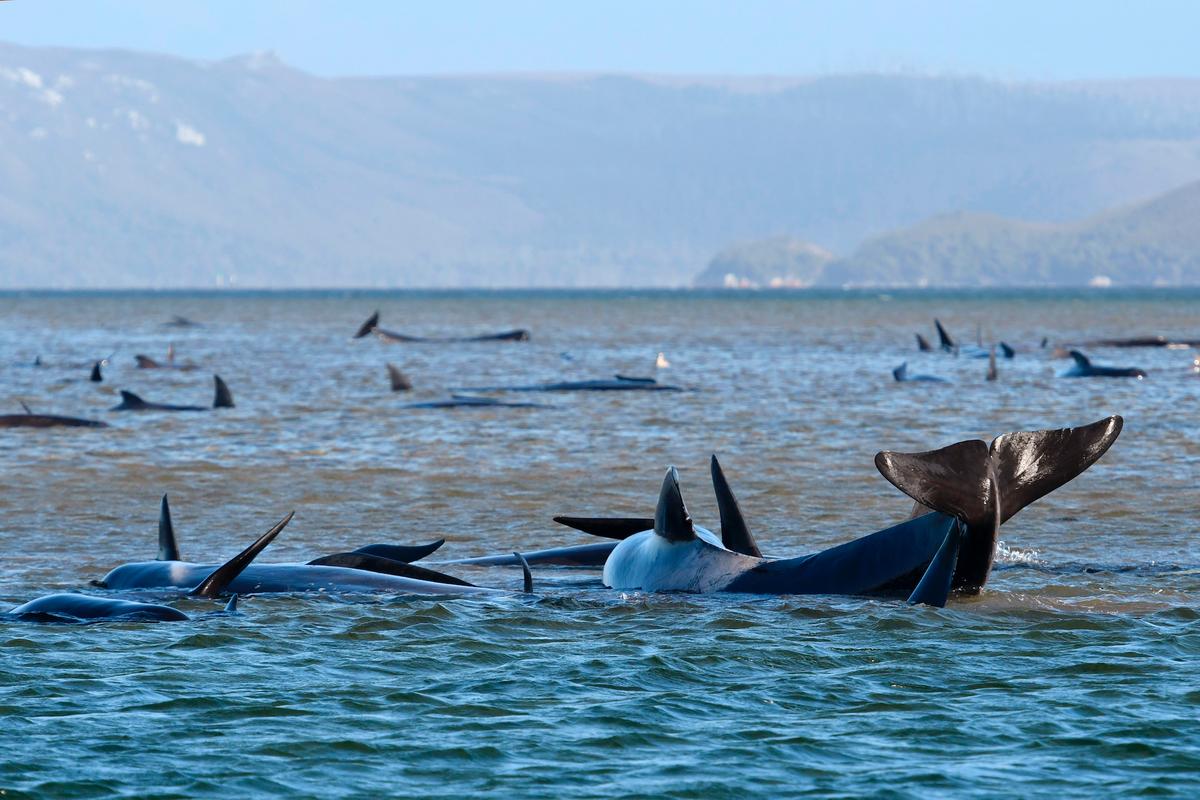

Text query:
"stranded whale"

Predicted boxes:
[[558, 417, 1120, 605], [454, 375, 683, 393], [7, 511, 292, 622], [0, 402, 108, 429], [892, 362, 947, 383], [1061, 350, 1147, 378], [355, 311, 530, 343]]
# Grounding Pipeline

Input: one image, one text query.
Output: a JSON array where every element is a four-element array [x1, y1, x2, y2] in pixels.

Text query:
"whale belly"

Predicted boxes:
[[602, 531, 759, 593]]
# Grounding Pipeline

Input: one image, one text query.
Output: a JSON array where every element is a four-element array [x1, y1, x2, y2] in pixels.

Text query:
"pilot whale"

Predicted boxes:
[[112, 375, 235, 411], [7, 510, 292, 622], [1061, 350, 1146, 378], [94, 495, 529, 596], [0, 401, 109, 429], [454, 375, 683, 393], [355, 311, 530, 343], [892, 362, 947, 383], [562, 417, 1120, 605], [934, 319, 1015, 359]]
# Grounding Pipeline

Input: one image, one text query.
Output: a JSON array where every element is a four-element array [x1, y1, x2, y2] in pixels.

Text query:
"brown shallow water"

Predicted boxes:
[[1, 289, 1199, 798]]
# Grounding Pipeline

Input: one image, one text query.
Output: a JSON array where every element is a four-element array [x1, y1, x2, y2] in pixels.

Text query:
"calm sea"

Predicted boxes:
[[1, 289, 1199, 798]]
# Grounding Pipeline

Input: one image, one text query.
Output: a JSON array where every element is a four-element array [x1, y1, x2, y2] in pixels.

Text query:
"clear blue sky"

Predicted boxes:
[[2, 0, 1198, 79]]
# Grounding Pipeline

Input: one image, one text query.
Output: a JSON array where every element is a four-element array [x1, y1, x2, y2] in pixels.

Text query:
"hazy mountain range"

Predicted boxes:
[[4, 40, 1200, 287]]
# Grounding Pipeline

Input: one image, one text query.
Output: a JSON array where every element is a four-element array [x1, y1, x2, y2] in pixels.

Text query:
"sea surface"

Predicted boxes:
[[1, 288, 1198, 798]]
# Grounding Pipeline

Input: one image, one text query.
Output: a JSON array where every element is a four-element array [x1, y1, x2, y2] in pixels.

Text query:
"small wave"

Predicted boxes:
[[994, 539, 1044, 566]]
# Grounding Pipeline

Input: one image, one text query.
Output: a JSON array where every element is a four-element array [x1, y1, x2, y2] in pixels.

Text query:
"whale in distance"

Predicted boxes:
[[354, 311, 530, 343], [1061, 350, 1146, 378], [893, 362, 947, 383], [0, 401, 109, 429], [112, 375, 235, 411]]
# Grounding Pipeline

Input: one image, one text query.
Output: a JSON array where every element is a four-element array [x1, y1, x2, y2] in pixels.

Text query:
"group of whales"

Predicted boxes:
[[5, 414, 1122, 622], [895, 318, 1189, 382]]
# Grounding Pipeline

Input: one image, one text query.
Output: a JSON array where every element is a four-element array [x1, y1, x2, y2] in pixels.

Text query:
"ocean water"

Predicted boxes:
[[1, 288, 1199, 798]]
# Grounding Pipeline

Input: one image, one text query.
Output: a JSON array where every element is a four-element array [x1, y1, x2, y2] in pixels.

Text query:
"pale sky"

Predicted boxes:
[[1, 0, 1198, 79]]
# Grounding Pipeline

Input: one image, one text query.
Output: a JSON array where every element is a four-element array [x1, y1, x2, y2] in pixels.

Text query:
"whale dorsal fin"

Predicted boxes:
[[915, 333, 932, 351], [654, 467, 695, 543], [1069, 350, 1091, 367], [552, 517, 654, 539], [893, 362, 908, 381], [213, 375, 235, 408], [989, 415, 1122, 525], [353, 540, 445, 563], [135, 355, 159, 368], [387, 363, 413, 391], [934, 319, 956, 351], [158, 494, 181, 561], [354, 311, 380, 339], [118, 391, 148, 410], [19, 400, 33, 415], [189, 511, 294, 598], [999, 342, 1015, 359], [90, 361, 103, 382], [710, 455, 762, 557]]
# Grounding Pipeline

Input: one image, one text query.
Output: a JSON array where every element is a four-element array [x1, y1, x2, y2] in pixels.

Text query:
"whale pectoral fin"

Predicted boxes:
[[654, 467, 695, 543], [352, 539, 445, 563], [354, 311, 380, 338], [907, 519, 964, 607], [710, 455, 762, 557], [189, 511, 294, 597], [875, 439, 996, 527], [158, 494, 181, 561], [224, 594, 239, 614], [308, 552, 475, 587], [514, 553, 533, 593], [213, 375, 234, 408], [989, 415, 1123, 524], [552, 516, 654, 540]]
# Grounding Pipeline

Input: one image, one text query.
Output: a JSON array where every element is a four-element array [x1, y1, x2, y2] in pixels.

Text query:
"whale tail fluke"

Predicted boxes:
[[158, 494, 181, 561], [213, 375, 234, 408], [307, 552, 475, 586], [189, 511, 294, 598], [907, 519, 965, 608], [875, 415, 1122, 593], [710, 455, 762, 557], [354, 311, 380, 339], [352, 540, 445, 563]]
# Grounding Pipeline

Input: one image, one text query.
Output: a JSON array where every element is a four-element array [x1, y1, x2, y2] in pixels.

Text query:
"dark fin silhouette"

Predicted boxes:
[[907, 520, 964, 607], [916, 333, 932, 352], [387, 363, 413, 391], [33, 355, 42, 367], [135, 355, 160, 368], [986, 347, 997, 382], [875, 439, 998, 528], [934, 319, 956, 351], [224, 595, 239, 613], [307, 552, 475, 586], [989, 415, 1123, 525], [352, 540, 445, 563], [90, 361, 103, 382], [19, 400, 33, 415], [999, 342, 1015, 359], [1040, 337, 1049, 348], [1069, 350, 1092, 368], [514, 552, 533, 593], [213, 375, 234, 409], [116, 391, 148, 410], [354, 311, 380, 339], [553, 516, 654, 540], [189, 511, 294, 598], [710, 455, 762, 557], [892, 362, 908, 381], [613, 374, 656, 383], [158, 494, 181, 561], [654, 467, 695, 543]]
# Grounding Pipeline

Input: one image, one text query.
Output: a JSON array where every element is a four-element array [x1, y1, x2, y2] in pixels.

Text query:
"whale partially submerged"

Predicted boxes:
[[401, 395, 552, 410], [355, 311, 530, 343], [135, 345, 199, 370], [556, 417, 1121, 606], [1061, 350, 1147, 378], [455, 375, 683, 393], [892, 362, 947, 383], [112, 375, 235, 411], [95, 495, 529, 596], [0, 402, 109, 429], [7, 510, 292, 622], [934, 319, 1015, 359]]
